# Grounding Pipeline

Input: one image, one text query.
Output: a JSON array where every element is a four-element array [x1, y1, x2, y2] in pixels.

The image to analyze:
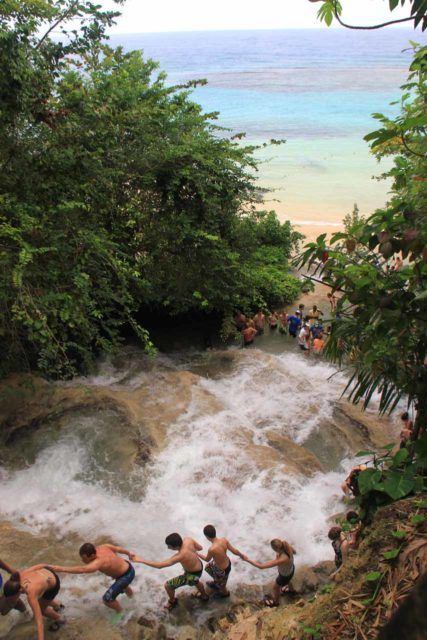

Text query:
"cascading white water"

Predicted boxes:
[[0, 345, 358, 626]]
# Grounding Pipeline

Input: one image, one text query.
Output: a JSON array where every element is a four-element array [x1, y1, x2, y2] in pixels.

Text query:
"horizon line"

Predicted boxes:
[[108, 25, 415, 36]]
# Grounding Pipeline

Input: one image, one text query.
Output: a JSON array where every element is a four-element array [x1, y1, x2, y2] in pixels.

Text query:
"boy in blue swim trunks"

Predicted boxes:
[[131, 533, 209, 610], [46, 542, 135, 616]]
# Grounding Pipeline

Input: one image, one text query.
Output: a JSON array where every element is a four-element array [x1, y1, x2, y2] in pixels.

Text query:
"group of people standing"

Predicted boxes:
[[0, 526, 296, 639], [235, 301, 330, 355]]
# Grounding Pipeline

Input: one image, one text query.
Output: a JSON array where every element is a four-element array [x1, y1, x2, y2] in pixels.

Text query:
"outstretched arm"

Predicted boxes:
[[197, 549, 213, 562], [0, 558, 16, 574], [226, 540, 244, 558], [47, 559, 103, 575], [131, 553, 181, 569], [242, 557, 280, 570]]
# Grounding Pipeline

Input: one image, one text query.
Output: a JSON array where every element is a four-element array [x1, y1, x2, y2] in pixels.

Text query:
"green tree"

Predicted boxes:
[[0, 1, 301, 378], [295, 44, 427, 438]]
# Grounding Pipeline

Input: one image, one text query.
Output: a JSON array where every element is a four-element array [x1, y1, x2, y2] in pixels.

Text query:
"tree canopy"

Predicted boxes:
[[0, 0, 301, 379]]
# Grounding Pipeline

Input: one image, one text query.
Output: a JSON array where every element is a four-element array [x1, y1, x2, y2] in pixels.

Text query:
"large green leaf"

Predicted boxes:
[[383, 470, 415, 500]]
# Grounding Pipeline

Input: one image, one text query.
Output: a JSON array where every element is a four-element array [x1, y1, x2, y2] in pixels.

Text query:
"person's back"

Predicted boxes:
[[179, 538, 203, 573], [200, 525, 243, 596], [95, 545, 130, 578], [288, 313, 301, 337], [313, 337, 325, 353]]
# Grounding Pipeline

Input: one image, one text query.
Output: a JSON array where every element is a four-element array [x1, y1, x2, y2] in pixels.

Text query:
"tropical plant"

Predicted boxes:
[[308, 0, 427, 30], [295, 43, 427, 438]]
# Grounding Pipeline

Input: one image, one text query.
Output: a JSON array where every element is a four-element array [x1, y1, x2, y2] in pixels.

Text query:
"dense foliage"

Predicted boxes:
[[296, 43, 426, 437], [0, 1, 301, 379]]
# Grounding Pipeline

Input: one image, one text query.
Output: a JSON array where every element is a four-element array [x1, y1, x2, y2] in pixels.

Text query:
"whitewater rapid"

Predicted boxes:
[[0, 345, 355, 622]]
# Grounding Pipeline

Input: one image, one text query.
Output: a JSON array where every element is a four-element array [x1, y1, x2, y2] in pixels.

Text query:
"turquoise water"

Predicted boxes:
[[111, 29, 418, 227]]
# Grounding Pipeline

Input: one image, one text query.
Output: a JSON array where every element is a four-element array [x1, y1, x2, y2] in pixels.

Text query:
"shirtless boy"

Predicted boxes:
[[47, 542, 135, 618], [131, 533, 208, 610], [0, 557, 26, 616], [198, 524, 244, 596], [2, 566, 65, 639]]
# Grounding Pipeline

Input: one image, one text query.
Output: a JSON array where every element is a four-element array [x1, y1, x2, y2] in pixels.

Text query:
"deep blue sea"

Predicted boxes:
[[110, 29, 420, 230]]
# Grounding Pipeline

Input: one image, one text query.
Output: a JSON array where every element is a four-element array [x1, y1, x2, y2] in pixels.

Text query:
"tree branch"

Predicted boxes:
[[330, 1, 416, 30], [36, 0, 80, 50]]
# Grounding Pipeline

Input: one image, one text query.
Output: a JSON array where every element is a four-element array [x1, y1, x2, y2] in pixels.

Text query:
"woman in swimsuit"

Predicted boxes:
[[242, 538, 296, 607], [3, 566, 65, 639]]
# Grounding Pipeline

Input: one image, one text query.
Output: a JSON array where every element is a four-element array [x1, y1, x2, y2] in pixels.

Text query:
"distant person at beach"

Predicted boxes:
[[234, 311, 247, 331], [327, 292, 337, 313], [253, 310, 265, 335], [308, 304, 323, 325], [313, 333, 325, 354], [131, 533, 208, 610], [2, 566, 65, 637], [278, 311, 288, 334], [269, 311, 279, 329], [287, 311, 302, 338], [298, 324, 311, 352], [197, 525, 244, 597], [242, 320, 257, 347], [0, 558, 26, 615], [46, 543, 135, 621], [242, 539, 296, 607], [399, 412, 414, 448], [341, 465, 367, 497]]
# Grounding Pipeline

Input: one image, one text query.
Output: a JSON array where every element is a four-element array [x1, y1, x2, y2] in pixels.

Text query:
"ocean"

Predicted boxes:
[[110, 29, 416, 234]]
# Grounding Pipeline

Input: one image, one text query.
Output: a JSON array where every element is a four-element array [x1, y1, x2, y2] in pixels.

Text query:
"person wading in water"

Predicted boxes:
[[198, 524, 244, 597], [242, 539, 296, 607], [2, 566, 65, 638], [46, 542, 135, 623], [131, 533, 209, 611]]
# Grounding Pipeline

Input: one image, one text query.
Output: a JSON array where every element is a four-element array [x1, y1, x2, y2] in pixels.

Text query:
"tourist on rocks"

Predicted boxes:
[[2, 566, 65, 638], [298, 303, 305, 318], [328, 526, 348, 576], [278, 310, 288, 334], [287, 310, 302, 338], [308, 304, 323, 325], [242, 320, 257, 347], [242, 539, 296, 607], [298, 323, 311, 352], [310, 320, 324, 341], [345, 511, 363, 549], [268, 311, 279, 330], [234, 311, 247, 331], [45, 542, 135, 623], [399, 412, 414, 448], [327, 292, 337, 313], [253, 310, 266, 335], [341, 465, 367, 497], [0, 557, 26, 615], [131, 533, 209, 611], [198, 524, 244, 597]]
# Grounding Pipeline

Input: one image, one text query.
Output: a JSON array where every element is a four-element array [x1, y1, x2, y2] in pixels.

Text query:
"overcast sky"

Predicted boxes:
[[101, 0, 413, 33]]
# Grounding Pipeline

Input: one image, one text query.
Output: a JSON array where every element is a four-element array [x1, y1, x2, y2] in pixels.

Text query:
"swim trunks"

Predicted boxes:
[[205, 560, 231, 587], [167, 567, 203, 590], [42, 569, 61, 601], [103, 562, 135, 603]]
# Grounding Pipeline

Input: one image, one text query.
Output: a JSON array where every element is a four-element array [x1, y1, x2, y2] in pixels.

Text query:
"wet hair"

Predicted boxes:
[[165, 533, 183, 549], [203, 524, 216, 539], [401, 412, 409, 421], [328, 526, 342, 541], [270, 539, 296, 557], [3, 572, 21, 598], [79, 542, 97, 558], [346, 511, 360, 524]]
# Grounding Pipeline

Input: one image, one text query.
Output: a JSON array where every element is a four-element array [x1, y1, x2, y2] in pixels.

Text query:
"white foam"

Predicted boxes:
[[0, 346, 353, 621]]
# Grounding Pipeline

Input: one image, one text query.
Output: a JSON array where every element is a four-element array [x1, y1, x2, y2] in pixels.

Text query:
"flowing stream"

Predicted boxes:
[[0, 329, 378, 633]]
